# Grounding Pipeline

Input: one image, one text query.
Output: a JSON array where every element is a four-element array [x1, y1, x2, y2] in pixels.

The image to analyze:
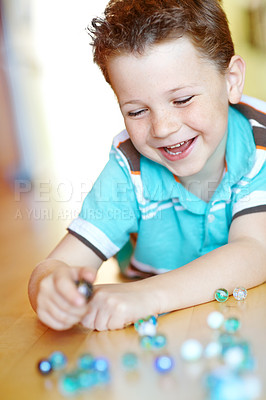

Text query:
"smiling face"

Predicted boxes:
[[107, 37, 242, 180]]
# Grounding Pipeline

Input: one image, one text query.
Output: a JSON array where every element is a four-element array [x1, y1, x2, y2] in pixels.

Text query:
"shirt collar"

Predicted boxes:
[[225, 105, 255, 183]]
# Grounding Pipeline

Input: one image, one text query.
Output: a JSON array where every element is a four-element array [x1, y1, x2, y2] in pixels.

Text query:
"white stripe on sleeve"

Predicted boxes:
[[68, 217, 120, 258], [233, 191, 266, 216]]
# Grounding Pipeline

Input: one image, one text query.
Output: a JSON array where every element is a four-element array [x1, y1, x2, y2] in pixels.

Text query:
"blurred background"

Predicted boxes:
[[0, 0, 265, 242]]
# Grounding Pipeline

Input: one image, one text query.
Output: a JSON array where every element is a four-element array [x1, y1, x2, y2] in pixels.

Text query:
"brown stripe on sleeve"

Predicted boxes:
[[118, 139, 141, 172], [232, 204, 266, 221], [67, 228, 107, 261], [253, 127, 266, 148], [233, 103, 266, 127]]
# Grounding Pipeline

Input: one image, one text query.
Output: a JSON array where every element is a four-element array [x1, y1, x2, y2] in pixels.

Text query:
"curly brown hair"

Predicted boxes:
[[87, 0, 235, 84]]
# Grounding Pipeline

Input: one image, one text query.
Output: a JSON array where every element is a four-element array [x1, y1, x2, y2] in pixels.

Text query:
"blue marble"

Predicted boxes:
[[152, 334, 167, 349], [37, 359, 53, 375], [140, 335, 154, 350], [77, 353, 94, 370], [93, 357, 109, 373], [154, 355, 174, 373], [49, 351, 67, 370]]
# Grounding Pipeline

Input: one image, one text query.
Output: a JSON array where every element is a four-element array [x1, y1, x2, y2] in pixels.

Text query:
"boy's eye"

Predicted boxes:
[[173, 96, 194, 106], [128, 109, 147, 118]]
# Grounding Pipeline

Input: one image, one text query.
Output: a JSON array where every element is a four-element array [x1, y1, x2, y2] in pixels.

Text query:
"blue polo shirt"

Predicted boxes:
[[68, 97, 266, 277]]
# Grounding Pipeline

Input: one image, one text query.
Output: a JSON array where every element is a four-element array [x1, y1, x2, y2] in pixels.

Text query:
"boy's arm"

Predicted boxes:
[[146, 211, 266, 313], [81, 211, 266, 330]]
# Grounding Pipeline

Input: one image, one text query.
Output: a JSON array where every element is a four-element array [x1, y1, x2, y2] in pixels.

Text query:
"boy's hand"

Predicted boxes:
[[36, 263, 96, 331], [81, 281, 159, 331]]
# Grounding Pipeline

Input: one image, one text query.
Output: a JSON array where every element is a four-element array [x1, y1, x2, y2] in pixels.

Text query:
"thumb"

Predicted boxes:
[[79, 267, 97, 283]]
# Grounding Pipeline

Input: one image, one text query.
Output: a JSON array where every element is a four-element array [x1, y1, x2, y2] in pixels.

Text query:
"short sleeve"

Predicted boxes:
[[232, 150, 266, 220], [68, 148, 140, 260]]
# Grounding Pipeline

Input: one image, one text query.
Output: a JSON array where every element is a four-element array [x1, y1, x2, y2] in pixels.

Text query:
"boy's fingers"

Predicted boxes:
[[37, 308, 72, 331], [53, 272, 86, 307], [107, 314, 128, 331], [94, 312, 109, 331], [48, 290, 87, 317], [39, 274, 86, 315], [43, 298, 80, 326], [81, 306, 97, 330]]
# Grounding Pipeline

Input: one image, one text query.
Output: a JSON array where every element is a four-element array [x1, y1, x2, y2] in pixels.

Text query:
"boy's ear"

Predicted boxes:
[[226, 55, 246, 104]]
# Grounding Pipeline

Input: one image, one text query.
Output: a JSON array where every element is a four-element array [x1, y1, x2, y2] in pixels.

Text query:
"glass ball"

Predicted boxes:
[[140, 335, 154, 350], [204, 341, 222, 359], [233, 287, 247, 301], [154, 355, 174, 373], [121, 353, 138, 370], [152, 334, 167, 349], [59, 372, 80, 395], [76, 279, 93, 300], [77, 353, 94, 370], [207, 311, 225, 329], [134, 315, 157, 336], [180, 339, 203, 362], [215, 288, 229, 302], [223, 346, 245, 369], [49, 351, 67, 370], [93, 357, 109, 373], [224, 317, 241, 333], [78, 370, 97, 389], [37, 359, 53, 375]]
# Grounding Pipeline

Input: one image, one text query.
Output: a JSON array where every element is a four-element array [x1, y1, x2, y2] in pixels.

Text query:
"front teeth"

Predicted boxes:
[[164, 140, 187, 155], [168, 141, 185, 149]]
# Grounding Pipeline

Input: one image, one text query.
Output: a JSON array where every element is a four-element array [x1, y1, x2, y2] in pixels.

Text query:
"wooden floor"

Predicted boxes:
[[1, 178, 266, 400]]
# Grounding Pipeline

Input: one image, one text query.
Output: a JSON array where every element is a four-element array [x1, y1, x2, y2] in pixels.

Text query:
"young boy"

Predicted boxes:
[[28, 0, 266, 331]]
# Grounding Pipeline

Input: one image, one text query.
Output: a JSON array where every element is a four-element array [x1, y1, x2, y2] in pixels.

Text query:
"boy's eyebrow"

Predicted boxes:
[[120, 99, 144, 107], [166, 85, 197, 94]]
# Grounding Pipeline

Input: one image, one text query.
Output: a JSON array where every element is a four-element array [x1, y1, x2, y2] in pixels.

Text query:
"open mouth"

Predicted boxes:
[[164, 139, 194, 155], [159, 136, 197, 161]]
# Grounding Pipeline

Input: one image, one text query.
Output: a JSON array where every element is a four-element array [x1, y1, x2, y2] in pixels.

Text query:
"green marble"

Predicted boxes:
[[121, 353, 138, 370], [215, 288, 229, 302], [224, 317, 241, 333]]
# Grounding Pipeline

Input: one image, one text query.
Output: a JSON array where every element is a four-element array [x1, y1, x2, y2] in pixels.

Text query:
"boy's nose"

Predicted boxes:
[[151, 111, 181, 139]]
